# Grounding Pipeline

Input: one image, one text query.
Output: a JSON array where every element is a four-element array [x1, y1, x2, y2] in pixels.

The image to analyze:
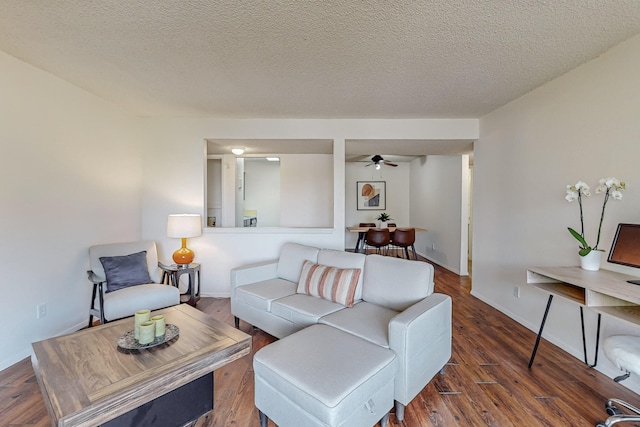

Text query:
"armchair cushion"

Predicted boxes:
[[90, 241, 161, 283], [100, 251, 152, 293], [296, 261, 361, 307], [100, 283, 180, 321]]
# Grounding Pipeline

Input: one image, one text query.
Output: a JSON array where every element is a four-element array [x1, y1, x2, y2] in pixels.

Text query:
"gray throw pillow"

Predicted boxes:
[[100, 251, 152, 293]]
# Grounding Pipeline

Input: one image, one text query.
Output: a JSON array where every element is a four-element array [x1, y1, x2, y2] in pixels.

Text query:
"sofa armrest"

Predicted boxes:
[[230, 259, 279, 289], [388, 293, 452, 405]]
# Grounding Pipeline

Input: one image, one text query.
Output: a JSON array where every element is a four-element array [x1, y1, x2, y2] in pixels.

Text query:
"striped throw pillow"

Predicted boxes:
[[297, 261, 362, 307]]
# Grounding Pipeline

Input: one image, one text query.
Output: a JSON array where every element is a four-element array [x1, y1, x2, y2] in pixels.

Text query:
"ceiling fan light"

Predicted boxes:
[[375, 163, 381, 170]]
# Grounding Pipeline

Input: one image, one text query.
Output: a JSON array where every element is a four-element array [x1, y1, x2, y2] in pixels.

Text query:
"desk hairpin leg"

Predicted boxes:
[[580, 307, 601, 368], [529, 294, 553, 368], [529, 295, 602, 369]]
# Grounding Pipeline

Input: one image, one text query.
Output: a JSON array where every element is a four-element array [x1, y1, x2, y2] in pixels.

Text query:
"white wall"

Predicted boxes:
[[139, 119, 478, 298], [410, 155, 469, 275], [0, 51, 142, 370], [473, 34, 640, 390], [345, 162, 411, 249], [280, 154, 333, 228]]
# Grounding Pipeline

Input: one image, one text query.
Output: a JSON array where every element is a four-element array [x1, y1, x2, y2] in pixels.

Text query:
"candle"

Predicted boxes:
[[151, 314, 166, 337], [138, 321, 155, 345], [134, 309, 151, 340]]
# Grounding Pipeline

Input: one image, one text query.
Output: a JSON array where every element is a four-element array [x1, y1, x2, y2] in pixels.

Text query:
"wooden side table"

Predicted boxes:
[[160, 263, 201, 306]]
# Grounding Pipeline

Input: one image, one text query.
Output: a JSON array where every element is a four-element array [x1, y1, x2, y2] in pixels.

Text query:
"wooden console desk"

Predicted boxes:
[[527, 266, 640, 369]]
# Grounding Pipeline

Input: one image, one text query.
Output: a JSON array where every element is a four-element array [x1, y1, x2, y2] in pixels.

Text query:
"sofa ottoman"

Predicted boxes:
[[254, 324, 397, 427]]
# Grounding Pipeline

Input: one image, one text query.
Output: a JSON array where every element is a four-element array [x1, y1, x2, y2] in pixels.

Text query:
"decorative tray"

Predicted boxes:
[[117, 324, 180, 350]]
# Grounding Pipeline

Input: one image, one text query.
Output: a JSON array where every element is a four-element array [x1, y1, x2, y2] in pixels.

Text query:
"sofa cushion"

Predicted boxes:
[[363, 254, 433, 311], [271, 294, 345, 328], [319, 302, 399, 348], [234, 278, 297, 312], [276, 243, 320, 283], [317, 249, 366, 301], [296, 261, 361, 307], [99, 251, 152, 293]]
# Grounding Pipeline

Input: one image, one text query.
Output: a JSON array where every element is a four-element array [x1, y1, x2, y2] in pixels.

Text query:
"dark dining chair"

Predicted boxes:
[[391, 228, 417, 260], [355, 223, 376, 253], [365, 228, 390, 255]]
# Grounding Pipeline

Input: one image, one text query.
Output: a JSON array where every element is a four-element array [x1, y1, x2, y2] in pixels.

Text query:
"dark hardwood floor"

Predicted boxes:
[[2, 258, 639, 426]]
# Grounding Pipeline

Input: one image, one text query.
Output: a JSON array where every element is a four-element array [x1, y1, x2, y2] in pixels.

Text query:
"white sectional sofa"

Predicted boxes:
[[230, 242, 452, 421]]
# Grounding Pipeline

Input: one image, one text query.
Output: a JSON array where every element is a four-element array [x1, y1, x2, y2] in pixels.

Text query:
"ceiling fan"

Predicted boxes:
[[365, 154, 398, 169]]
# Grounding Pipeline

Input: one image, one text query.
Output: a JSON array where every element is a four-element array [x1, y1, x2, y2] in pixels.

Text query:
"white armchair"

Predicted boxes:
[[87, 241, 180, 326]]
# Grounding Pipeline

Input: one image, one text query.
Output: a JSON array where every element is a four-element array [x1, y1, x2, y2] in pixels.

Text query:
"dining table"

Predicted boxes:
[[347, 226, 427, 253]]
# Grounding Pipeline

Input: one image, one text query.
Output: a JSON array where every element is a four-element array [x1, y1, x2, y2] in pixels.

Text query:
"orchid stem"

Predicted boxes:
[[578, 191, 585, 240], [595, 189, 609, 250]]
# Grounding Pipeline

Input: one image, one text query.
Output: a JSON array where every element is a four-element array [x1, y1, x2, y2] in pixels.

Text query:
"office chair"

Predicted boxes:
[[596, 335, 640, 426]]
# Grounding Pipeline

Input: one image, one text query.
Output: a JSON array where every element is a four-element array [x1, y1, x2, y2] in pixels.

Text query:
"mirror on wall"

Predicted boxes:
[[206, 139, 334, 228]]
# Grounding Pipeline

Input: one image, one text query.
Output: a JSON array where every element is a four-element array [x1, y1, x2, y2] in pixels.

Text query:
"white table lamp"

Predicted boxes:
[[167, 214, 202, 265]]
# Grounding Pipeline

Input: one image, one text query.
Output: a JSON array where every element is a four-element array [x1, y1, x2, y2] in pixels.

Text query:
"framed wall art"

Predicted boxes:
[[357, 181, 386, 210]]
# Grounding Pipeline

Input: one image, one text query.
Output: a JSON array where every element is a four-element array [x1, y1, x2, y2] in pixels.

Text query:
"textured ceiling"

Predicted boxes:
[[1, 1, 639, 119]]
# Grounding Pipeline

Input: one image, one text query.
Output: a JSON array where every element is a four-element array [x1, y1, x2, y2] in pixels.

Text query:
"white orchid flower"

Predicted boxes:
[[575, 181, 590, 191], [608, 177, 620, 187], [566, 182, 590, 200], [612, 180, 627, 191], [566, 177, 627, 253]]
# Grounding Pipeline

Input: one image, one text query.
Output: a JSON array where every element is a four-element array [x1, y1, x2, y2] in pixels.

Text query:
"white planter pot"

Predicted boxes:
[[378, 221, 387, 228], [580, 250, 603, 271]]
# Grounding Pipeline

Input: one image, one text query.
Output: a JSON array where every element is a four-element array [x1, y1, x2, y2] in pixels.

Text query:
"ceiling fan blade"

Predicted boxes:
[[349, 155, 372, 162], [384, 161, 398, 167], [364, 163, 373, 167]]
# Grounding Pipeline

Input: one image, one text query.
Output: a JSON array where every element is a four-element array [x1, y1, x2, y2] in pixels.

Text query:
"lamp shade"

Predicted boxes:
[[167, 214, 202, 238]]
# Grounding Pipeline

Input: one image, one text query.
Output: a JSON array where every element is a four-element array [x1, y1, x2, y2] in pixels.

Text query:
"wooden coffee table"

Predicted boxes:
[[31, 304, 251, 427]]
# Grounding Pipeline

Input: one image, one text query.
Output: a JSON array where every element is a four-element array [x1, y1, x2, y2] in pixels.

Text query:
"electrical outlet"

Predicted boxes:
[[37, 303, 46, 319], [513, 286, 520, 298]]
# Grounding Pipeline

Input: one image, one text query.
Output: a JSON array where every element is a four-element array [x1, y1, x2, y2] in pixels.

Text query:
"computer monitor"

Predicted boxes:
[[608, 223, 640, 285]]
